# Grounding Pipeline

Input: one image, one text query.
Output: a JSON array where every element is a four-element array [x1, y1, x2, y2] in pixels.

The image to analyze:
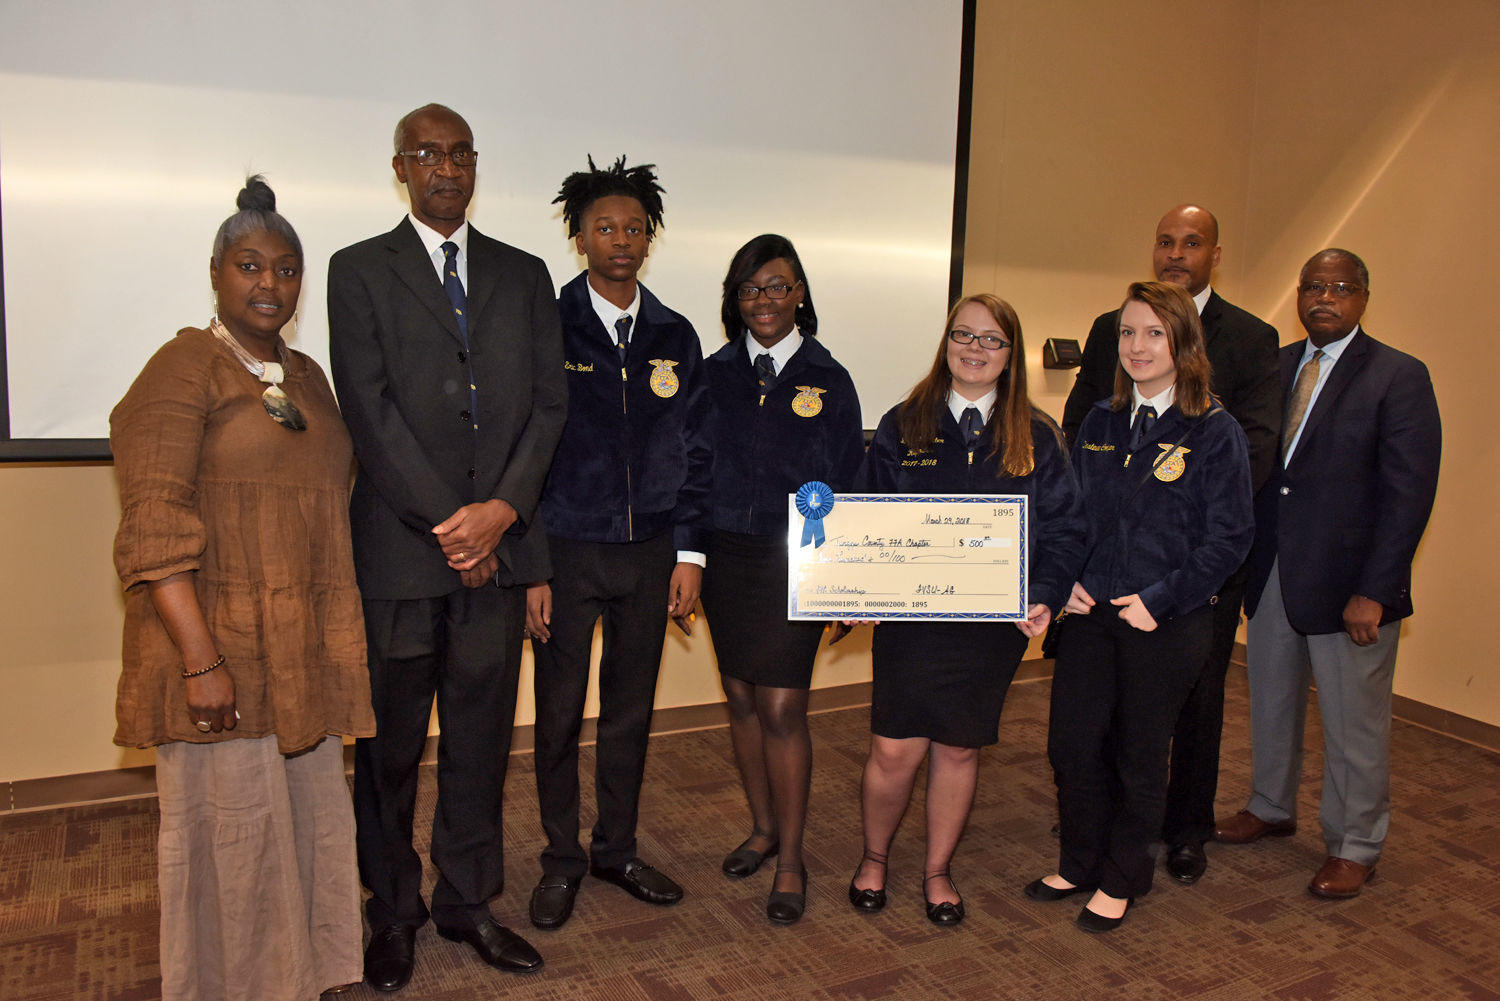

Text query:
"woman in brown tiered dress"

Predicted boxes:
[[111, 176, 374, 1001]]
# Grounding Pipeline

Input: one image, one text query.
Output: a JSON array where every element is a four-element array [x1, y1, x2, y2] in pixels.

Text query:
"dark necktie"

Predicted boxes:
[[1129, 404, 1157, 452], [960, 406, 984, 450], [755, 352, 777, 390], [442, 241, 479, 431], [615, 314, 632, 355]]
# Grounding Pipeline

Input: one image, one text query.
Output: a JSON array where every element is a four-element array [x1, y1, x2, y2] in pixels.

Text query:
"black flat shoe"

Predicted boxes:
[[924, 871, 965, 926], [766, 866, 808, 924], [848, 848, 888, 913], [1076, 898, 1131, 933], [363, 924, 416, 993], [722, 833, 780, 878], [1023, 877, 1095, 902]]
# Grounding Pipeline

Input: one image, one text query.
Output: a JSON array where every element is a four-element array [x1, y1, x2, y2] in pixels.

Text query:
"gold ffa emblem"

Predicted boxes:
[[791, 386, 826, 417], [648, 359, 680, 398], [1153, 444, 1190, 482]]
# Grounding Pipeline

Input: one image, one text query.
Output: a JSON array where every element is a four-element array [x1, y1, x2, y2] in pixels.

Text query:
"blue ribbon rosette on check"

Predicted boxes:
[[795, 480, 835, 548]]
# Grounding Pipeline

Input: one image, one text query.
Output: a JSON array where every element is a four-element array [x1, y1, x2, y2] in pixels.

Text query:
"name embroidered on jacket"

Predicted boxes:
[[564, 361, 595, 373]]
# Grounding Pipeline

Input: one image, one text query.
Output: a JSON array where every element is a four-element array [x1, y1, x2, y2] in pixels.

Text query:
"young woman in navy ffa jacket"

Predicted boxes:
[[700, 234, 865, 924], [845, 294, 1082, 926], [1026, 281, 1253, 932]]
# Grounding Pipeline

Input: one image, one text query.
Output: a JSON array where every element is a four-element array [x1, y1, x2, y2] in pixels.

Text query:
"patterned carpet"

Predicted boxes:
[[3, 666, 1499, 1001]]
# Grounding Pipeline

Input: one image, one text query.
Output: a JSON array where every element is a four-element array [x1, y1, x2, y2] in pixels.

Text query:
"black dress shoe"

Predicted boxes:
[[363, 924, 416, 993], [722, 835, 780, 878], [848, 848, 888, 913], [1023, 877, 1094, 902], [1076, 898, 1131, 933], [590, 858, 684, 905], [435, 916, 543, 973], [766, 866, 807, 924], [1165, 842, 1208, 885], [529, 873, 582, 929], [924, 872, 965, 926]]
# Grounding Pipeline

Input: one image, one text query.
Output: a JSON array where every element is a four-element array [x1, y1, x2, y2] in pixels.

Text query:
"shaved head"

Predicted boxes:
[[1152, 204, 1222, 295]]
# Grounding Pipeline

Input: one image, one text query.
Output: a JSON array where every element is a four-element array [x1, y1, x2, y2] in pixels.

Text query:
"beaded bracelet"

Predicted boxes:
[[182, 654, 226, 679]]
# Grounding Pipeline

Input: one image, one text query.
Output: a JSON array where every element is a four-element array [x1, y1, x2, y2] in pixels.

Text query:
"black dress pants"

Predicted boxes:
[[354, 583, 526, 930], [532, 531, 674, 877], [1161, 564, 1248, 847], [1048, 603, 1212, 899]]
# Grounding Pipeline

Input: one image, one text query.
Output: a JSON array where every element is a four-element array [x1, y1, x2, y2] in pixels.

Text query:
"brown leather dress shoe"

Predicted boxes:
[[1308, 856, 1375, 899], [1213, 810, 1297, 844]]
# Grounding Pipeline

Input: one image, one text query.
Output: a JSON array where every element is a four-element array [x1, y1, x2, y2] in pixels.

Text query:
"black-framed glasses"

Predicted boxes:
[[398, 148, 479, 167], [736, 281, 802, 301], [948, 329, 1011, 351], [1297, 281, 1365, 299]]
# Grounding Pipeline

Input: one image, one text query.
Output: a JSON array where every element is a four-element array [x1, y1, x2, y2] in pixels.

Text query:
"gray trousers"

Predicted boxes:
[[1244, 558, 1400, 866]]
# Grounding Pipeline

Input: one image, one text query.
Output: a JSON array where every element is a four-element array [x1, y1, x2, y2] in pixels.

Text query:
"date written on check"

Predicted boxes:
[[786, 493, 1028, 621]]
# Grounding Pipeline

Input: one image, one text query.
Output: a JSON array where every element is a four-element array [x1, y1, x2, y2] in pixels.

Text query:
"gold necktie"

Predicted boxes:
[[1282, 349, 1324, 454]]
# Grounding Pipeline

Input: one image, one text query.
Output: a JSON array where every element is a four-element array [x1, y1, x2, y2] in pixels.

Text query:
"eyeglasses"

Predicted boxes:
[[398, 148, 479, 167], [948, 329, 1011, 351], [1297, 281, 1365, 299], [736, 281, 802, 301]]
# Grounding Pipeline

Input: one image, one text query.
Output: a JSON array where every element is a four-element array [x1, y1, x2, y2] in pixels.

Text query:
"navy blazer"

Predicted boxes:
[[853, 404, 1085, 614], [1062, 292, 1281, 493], [1244, 330, 1441, 634], [535, 272, 712, 552], [705, 335, 865, 537], [328, 219, 567, 599], [1073, 399, 1253, 622]]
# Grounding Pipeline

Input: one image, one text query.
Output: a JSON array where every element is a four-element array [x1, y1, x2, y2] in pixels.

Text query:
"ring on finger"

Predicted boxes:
[[195, 720, 213, 733]]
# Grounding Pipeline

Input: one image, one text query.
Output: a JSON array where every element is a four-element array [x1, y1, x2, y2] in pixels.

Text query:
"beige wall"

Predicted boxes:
[[964, 0, 1499, 723], [5, 0, 1497, 781]]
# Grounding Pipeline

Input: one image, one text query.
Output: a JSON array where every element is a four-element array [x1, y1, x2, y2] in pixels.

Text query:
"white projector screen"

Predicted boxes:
[[0, 0, 966, 451]]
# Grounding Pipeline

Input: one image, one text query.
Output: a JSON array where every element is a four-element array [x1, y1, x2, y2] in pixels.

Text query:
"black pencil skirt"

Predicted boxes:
[[701, 530, 825, 690]]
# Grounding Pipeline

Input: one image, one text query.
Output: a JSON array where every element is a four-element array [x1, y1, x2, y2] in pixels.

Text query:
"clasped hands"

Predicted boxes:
[[433, 498, 517, 588], [1064, 582, 1158, 631]]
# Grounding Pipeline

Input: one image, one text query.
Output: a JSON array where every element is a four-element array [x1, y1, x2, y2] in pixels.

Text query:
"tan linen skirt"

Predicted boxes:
[[155, 735, 361, 1001]]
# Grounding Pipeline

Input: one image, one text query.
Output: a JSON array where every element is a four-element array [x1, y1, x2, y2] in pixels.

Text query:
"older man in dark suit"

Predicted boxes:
[[328, 103, 566, 991], [1062, 205, 1280, 884], [1215, 249, 1441, 899]]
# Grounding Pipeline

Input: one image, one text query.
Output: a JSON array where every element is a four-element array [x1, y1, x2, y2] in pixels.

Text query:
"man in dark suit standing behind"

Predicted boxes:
[[329, 103, 566, 991], [1215, 249, 1440, 899], [1061, 205, 1280, 884]]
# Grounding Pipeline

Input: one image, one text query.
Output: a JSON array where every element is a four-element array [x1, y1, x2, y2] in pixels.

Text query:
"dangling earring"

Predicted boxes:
[[212, 290, 220, 321]]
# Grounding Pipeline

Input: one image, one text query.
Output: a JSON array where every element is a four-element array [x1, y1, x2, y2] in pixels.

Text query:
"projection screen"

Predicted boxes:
[[0, 0, 969, 456]]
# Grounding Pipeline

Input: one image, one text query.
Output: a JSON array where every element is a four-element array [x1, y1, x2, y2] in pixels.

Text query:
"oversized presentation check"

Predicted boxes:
[[786, 489, 1028, 621]]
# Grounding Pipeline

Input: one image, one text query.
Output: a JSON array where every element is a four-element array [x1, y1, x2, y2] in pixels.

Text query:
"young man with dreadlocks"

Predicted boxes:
[[521, 156, 712, 930]]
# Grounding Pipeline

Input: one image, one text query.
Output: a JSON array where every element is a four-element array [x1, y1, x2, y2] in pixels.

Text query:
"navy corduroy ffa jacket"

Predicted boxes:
[[705, 334, 865, 537], [536, 272, 713, 552], [854, 404, 1085, 615], [1072, 398, 1253, 622]]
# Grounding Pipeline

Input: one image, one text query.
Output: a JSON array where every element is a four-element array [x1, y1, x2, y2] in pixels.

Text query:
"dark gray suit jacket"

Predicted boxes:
[[328, 218, 567, 600]]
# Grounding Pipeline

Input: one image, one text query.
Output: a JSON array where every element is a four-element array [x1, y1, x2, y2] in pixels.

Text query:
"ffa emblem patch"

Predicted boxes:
[[648, 359, 680, 398], [791, 386, 826, 417], [1153, 444, 1190, 482]]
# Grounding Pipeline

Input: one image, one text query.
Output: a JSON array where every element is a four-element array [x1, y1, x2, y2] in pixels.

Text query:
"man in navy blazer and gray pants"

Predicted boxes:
[[1214, 249, 1441, 900]]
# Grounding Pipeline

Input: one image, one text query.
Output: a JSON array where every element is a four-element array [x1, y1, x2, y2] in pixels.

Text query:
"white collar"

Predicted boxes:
[[947, 386, 997, 425], [408, 213, 469, 261], [743, 326, 804, 373], [1131, 382, 1176, 419], [1303, 323, 1360, 364], [586, 276, 641, 340], [1192, 285, 1212, 315]]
